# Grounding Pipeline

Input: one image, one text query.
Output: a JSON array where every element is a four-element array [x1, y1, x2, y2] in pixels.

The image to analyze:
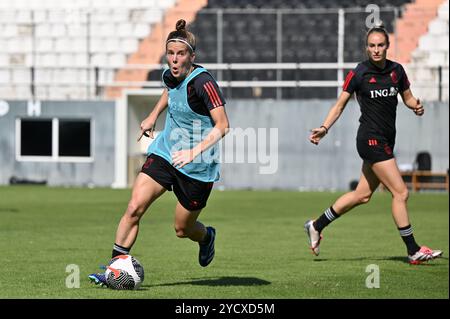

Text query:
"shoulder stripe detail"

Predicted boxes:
[[343, 70, 355, 91], [204, 81, 222, 108]]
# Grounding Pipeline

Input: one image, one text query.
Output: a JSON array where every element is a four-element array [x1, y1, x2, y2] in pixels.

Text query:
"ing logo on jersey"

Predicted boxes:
[[369, 87, 398, 98]]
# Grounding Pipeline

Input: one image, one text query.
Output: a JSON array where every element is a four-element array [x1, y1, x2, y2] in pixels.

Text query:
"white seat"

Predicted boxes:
[[37, 53, 58, 67], [0, 70, 11, 84], [2, 25, 18, 37], [91, 53, 109, 66], [16, 10, 33, 23], [0, 11, 16, 23], [7, 39, 22, 53], [89, 38, 106, 53], [58, 54, 75, 67], [35, 24, 53, 38], [0, 54, 9, 66], [74, 53, 89, 67], [143, 10, 163, 24], [134, 23, 151, 38], [35, 69, 53, 84], [117, 23, 134, 37], [33, 10, 48, 23], [55, 38, 73, 53], [36, 38, 54, 53], [0, 87, 17, 100], [156, 0, 176, 9], [111, 9, 129, 23], [12, 68, 31, 84], [120, 38, 139, 53], [13, 86, 32, 100], [67, 25, 87, 37], [96, 23, 116, 37], [105, 38, 120, 53], [51, 24, 67, 37], [70, 38, 88, 53], [11, 38, 33, 54], [108, 53, 126, 67], [47, 10, 68, 23], [90, 10, 113, 23]]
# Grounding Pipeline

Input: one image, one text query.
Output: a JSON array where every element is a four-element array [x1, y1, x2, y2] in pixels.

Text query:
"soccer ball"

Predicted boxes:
[[105, 255, 144, 290]]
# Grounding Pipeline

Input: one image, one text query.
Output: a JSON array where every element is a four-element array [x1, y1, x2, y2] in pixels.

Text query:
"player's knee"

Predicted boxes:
[[393, 188, 409, 202], [356, 192, 372, 204], [125, 200, 146, 222], [174, 225, 189, 238]]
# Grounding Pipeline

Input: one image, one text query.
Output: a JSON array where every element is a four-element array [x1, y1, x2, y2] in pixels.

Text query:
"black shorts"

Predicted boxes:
[[356, 136, 395, 164], [141, 153, 214, 211]]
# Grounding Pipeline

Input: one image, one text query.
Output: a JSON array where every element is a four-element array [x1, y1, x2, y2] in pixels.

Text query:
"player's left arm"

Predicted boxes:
[[400, 88, 424, 116]]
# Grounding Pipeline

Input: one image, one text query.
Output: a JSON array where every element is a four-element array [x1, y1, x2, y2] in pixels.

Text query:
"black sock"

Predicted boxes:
[[201, 228, 211, 244], [313, 206, 340, 233], [112, 243, 130, 258], [398, 225, 421, 255]]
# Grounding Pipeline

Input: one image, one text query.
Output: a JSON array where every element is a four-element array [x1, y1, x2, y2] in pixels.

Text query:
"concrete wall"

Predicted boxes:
[[0, 100, 115, 186], [0, 99, 447, 190]]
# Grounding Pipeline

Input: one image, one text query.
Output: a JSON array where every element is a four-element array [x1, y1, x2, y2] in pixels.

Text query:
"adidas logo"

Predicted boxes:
[[369, 77, 377, 83]]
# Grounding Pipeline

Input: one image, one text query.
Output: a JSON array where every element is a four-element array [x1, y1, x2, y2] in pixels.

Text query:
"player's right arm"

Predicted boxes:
[[138, 88, 169, 141], [309, 91, 352, 145], [309, 67, 359, 145]]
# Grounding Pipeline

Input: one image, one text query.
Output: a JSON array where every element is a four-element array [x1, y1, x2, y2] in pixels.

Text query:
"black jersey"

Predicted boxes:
[[343, 59, 410, 142], [163, 64, 226, 116]]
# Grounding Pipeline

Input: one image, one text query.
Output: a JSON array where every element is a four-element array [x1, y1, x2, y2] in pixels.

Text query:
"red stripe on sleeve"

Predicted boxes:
[[205, 82, 223, 108], [203, 82, 219, 108], [343, 70, 355, 91]]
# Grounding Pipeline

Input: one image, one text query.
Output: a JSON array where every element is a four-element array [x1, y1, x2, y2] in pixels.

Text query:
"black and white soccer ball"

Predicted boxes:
[[105, 255, 144, 290]]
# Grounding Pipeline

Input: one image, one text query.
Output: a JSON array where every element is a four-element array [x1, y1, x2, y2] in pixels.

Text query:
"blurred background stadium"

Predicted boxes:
[[0, 0, 448, 191]]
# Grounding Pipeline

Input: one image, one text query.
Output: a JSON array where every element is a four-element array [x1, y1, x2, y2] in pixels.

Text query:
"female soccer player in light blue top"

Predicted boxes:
[[89, 19, 229, 286]]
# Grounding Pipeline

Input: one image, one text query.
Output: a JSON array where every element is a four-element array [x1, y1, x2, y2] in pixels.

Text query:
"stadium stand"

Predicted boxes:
[[405, 0, 449, 101], [0, 0, 447, 101], [147, 0, 415, 99], [0, 0, 177, 100]]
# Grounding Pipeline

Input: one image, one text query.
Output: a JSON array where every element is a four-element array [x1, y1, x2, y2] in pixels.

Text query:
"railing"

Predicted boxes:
[[0, 63, 448, 100]]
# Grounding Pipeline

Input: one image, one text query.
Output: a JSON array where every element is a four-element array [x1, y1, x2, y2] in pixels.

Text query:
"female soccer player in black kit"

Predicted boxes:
[[304, 24, 443, 264]]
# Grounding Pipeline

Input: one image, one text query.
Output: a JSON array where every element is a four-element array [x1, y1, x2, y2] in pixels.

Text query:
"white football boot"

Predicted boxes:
[[304, 220, 322, 256]]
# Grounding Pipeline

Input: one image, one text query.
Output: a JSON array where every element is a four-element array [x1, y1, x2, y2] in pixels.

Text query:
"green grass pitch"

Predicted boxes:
[[0, 186, 447, 299]]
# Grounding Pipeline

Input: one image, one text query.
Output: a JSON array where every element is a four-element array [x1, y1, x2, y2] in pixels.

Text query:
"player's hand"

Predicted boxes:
[[413, 98, 424, 116], [172, 149, 196, 169], [137, 116, 157, 141], [309, 127, 328, 145]]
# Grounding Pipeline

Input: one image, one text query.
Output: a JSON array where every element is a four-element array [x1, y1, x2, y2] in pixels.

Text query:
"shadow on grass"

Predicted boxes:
[[312, 256, 447, 265], [0, 207, 19, 213], [145, 276, 271, 288]]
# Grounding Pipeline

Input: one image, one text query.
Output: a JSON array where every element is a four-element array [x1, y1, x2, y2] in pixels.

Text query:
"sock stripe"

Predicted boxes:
[[399, 226, 413, 237], [113, 244, 130, 255], [324, 208, 337, 221]]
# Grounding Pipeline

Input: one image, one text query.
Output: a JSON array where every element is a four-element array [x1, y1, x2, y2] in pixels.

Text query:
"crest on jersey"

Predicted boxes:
[[390, 71, 398, 84]]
